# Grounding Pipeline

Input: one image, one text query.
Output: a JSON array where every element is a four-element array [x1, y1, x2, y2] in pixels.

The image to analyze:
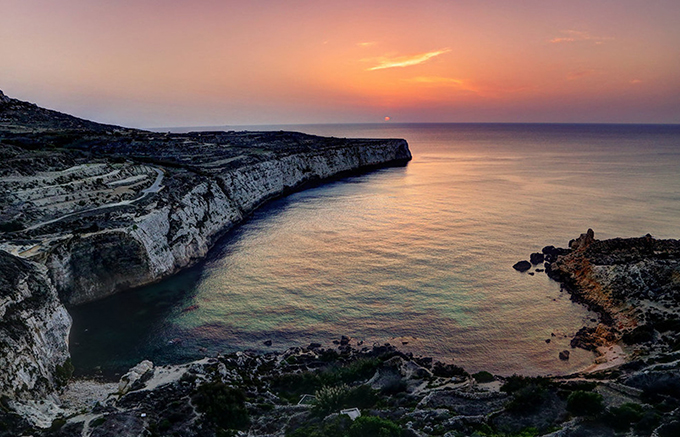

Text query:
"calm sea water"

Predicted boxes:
[[70, 123, 680, 378]]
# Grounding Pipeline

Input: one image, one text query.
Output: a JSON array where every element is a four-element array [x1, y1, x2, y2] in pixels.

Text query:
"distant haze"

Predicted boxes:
[[1, 0, 679, 127]]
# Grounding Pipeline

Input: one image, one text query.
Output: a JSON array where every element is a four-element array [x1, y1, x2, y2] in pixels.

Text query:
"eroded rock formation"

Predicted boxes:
[[0, 250, 71, 400]]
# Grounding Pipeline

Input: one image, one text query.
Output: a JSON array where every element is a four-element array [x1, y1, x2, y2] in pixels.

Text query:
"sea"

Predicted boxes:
[[69, 123, 680, 378]]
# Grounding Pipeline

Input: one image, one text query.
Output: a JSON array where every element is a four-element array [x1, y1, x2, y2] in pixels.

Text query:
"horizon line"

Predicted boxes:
[[148, 121, 680, 131]]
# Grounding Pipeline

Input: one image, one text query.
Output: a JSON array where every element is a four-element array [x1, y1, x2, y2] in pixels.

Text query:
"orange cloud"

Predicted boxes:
[[366, 49, 451, 71], [550, 30, 613, 44]]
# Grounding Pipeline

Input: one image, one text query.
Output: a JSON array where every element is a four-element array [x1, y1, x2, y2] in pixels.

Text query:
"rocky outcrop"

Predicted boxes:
[[0, 250, 71, 400], [541, 230, 680, 355]]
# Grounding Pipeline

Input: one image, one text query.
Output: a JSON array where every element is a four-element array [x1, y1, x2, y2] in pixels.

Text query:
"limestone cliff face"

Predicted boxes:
[[0, 250, 71, 400], [45, 141, 411, 305]]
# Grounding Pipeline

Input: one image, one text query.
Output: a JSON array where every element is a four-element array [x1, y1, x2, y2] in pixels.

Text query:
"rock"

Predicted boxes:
[[512, 260, 532, 272], [569, 228, 595, 250], [118, 360, 154, 395], [263, 340, 272, 346], [545, 339, 551, 344], [308, 342, 322, 349], [541, 245, 570, 262], [530, 252, 545, 264], [559, 350, 570, 360], [570, 325, 617, 351], [0, 251, 71, 400], [0, 90, 10, 104], [340, 335, 350, 346]]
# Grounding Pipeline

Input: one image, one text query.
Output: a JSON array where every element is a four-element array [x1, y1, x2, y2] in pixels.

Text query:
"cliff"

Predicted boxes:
[[0, 92, 411, 305]]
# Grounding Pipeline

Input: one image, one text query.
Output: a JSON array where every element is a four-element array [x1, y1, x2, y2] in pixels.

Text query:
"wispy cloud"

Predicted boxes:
[[630, 79, 643, 85], [357, 41, 378, 47], [550, 30, 613, 45], [566, 69, 599, 80], [404, 76, 464, 85], [367, 49, 451, 71]]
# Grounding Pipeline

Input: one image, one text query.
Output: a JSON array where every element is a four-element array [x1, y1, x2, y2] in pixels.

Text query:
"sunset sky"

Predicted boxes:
[[1, 0, 679, 127]]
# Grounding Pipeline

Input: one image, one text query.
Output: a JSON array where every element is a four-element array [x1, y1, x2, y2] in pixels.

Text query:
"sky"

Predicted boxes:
[[1, 0, 679, 127]]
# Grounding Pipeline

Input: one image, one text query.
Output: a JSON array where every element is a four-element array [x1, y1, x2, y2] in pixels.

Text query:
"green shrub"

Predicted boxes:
[[90, 417, 106, 428], [432, 362, 469, 378], [344, 385, 379, 409], [635, 410, 662, 433], [54, 359, 74, 388], [314, 384, 351, 415], [348, 416, 402, 437], [606, 403, 644, 431], [0, 221, 24, 232], [271, 359, 380, 401], [473, 371, 495, 383], [193, 382, 249, 430], [506, 384, 548, 413], [566, 390, 604, 416], [49, 418, 66, 431], [622, 325, 655, 344], [501, 375, 550, 393], [313, 384, 378, 416]]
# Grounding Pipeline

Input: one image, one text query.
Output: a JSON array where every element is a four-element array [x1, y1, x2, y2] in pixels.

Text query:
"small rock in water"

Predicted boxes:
[[513, 260, 532, 272], [340, 335, 350, 346], [530, 252, 545, 264], [263, 340, 272, 346], [536, 268, 544, 272], [528, 272, 535, 276], [308, 342, 322, 349], [402, 341, 409, 345], [559, 350, 570, 360], [545, 339, 551, 344]]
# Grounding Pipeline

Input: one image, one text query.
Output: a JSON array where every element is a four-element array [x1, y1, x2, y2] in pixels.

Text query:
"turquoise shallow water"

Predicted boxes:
[[70, 123, 680, 378]]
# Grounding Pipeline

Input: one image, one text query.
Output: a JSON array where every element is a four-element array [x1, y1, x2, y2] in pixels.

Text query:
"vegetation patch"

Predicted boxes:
[[192, 381, 250, 431], [566, 390, 604, 416]]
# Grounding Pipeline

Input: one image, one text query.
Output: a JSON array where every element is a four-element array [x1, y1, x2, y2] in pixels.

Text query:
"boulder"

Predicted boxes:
[[559, 350, 570, 360], [118, 360, 154, 395], [530, 252, 545, 264], [512, 260, 532, 272]]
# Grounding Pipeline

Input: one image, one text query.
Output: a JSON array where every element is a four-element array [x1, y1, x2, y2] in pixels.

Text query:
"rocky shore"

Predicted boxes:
[[2, 339, 680, 437], [514, 229, 680, 367]]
